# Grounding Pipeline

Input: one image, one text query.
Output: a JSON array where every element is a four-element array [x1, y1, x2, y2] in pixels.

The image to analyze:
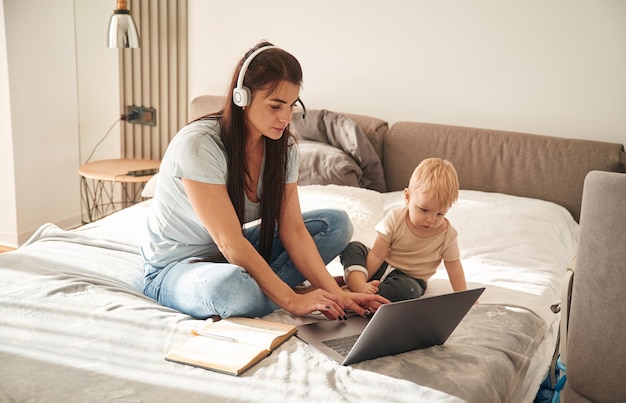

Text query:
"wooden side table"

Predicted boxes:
[[79, 158, 160, 223]]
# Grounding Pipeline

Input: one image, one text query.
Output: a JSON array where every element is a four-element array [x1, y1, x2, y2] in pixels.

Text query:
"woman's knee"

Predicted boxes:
[[304, 208, 353, 261], [212, 266, 286, 317], [194, 265, 275, 317], [149, 262, 276, 319]]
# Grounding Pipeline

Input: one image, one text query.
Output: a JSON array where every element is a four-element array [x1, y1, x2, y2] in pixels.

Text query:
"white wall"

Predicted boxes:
[[2, 0, 80, 247], [0, 1, 17, 246], [0, 0, 119, 247], [189, 0, 626, 145], [1, 1, 624, 247], [74, 0, 121, 165]]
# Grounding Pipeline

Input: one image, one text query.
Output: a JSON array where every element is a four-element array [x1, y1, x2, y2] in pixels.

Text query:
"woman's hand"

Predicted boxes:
[[285, 289, 345, 319], [285, 288, 389, 320], [337, 290, 389, 318]]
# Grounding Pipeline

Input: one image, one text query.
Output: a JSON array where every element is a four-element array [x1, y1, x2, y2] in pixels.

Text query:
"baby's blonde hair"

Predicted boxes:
[[407, 158, 459, 210]]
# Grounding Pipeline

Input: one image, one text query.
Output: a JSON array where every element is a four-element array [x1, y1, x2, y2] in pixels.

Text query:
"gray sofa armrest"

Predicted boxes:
[[562, 171, 626, 402]]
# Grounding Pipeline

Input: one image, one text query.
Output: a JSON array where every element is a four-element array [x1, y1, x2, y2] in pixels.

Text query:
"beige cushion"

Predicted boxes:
[[189, 95, 226, 121], [383, 122, 625, 221]]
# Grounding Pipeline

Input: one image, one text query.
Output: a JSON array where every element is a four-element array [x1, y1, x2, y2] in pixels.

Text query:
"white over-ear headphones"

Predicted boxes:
[[232, 45, 276, 107]]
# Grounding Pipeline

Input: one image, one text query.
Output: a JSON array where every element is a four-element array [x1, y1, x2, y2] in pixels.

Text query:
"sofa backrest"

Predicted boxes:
[[189, 95, 226, 121], [189, 95, 626, 221], [383, 121, 626, 221]]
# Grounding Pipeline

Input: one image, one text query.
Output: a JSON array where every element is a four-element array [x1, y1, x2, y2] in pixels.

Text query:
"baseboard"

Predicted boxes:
[[0, 244, 16, 253], [0, 231, 18, 249]]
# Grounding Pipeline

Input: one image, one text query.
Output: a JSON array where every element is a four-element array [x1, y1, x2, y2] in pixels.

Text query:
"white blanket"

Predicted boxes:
[[0, 185, 577, 402]]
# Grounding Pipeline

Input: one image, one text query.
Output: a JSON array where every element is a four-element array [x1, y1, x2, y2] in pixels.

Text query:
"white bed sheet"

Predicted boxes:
[[0, 185, 577, 402]]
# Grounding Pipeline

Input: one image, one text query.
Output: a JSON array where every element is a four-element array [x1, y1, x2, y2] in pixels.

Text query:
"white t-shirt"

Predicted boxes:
[[142, 118, 299, 267]]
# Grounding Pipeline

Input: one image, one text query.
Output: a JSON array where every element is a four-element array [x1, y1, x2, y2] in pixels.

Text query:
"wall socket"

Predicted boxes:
[[126, 105, 157, 126]]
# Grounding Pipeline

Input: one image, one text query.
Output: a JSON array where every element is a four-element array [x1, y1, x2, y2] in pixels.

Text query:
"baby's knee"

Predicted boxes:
[[378, 277, 425, 302], [340, 241, 369, 265]]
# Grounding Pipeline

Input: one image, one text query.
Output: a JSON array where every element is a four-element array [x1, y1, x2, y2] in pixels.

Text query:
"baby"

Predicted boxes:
[[340, 158, 467, 302]]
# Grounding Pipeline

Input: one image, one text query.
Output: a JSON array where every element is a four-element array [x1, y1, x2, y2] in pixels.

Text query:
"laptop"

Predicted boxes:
[[296, 287, 484, 365]]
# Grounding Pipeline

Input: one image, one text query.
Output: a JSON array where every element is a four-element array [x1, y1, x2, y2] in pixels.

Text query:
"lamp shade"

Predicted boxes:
[[107, 2, 139, 48]]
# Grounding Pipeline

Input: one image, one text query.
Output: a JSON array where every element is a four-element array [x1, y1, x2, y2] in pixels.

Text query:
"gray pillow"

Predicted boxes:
[[291, 109, 386, 192], [297, 141, 361, 188]]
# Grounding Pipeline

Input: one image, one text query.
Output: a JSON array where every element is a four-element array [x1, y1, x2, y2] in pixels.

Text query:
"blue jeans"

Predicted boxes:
[[143, 209, 353, 319]]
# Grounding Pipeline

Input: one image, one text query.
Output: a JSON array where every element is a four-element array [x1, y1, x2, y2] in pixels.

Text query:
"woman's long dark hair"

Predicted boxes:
[[208, 41, 302, 262]]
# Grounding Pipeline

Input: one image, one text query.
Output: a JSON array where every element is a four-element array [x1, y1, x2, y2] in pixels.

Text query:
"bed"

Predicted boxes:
[[1, 96, 624, 402]]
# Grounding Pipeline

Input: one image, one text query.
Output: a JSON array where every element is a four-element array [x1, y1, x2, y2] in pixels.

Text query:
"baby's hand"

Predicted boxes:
[[357, 280, 380, 294]]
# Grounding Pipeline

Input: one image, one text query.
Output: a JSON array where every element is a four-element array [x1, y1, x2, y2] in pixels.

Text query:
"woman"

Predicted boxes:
[[142, 41, 388, 320]]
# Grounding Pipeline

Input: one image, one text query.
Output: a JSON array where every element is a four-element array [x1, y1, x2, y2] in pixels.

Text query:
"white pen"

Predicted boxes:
[[191, 329, 238, 343]]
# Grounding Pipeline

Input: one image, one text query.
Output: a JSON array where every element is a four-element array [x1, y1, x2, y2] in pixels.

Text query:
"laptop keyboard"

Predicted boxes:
[[322, 334, 360, 357]]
